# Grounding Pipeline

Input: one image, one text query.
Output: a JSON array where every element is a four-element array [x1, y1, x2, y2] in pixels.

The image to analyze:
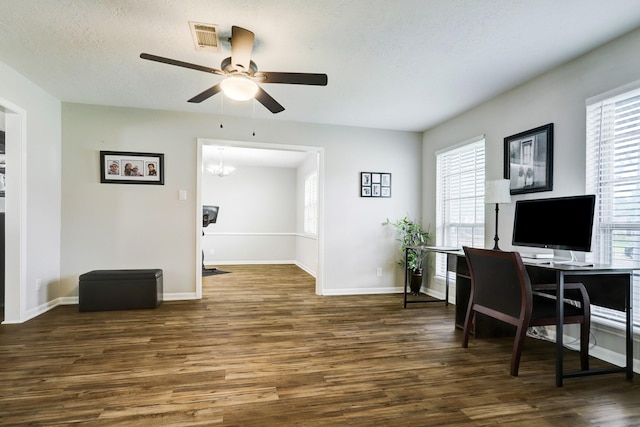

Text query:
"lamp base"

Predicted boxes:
[[493, 203, 501, 251]]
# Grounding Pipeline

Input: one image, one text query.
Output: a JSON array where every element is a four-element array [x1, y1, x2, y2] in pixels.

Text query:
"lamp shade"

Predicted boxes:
[[485, 179, 512, 204]]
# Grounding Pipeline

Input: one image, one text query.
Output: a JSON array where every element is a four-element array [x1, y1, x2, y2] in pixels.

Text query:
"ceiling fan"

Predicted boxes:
[[140, 26, 328, 114]]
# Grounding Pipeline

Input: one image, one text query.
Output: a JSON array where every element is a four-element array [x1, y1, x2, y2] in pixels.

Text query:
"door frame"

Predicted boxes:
[[1, 98, 27, 323], [195, 138, 324, 297]]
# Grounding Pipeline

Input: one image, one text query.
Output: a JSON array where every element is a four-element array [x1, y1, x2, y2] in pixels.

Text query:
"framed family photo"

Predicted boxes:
[[503, 123, 553, 195], [361, 172, 391, 197], [100, 151, 164, 185]]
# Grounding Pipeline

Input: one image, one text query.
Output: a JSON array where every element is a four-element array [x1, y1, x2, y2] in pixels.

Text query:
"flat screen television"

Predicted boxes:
[[512, 194, 596, 253], [202, 205, 219, 228]]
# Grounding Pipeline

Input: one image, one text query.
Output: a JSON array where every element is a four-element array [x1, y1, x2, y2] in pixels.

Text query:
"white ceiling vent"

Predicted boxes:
[[189, 21, 220, 53]]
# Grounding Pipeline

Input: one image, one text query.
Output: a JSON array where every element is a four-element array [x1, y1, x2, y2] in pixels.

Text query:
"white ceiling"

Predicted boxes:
[[202, 144, 312, 169], [2, 1, 640, 161]]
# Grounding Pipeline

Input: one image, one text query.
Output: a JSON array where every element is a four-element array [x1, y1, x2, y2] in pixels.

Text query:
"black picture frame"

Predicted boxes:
[[100, 150, 164, 185], [503, 123, 553, 195], [360, 172, 391, 197]]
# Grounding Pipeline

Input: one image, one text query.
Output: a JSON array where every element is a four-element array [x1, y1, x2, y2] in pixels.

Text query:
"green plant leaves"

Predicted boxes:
[[383, 216, 430, 271]]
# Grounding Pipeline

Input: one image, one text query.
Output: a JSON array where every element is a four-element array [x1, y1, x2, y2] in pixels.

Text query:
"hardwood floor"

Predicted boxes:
[[1, 264, 640, 426]]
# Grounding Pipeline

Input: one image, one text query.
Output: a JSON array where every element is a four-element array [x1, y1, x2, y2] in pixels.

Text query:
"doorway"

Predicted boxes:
[[196, 138, 324, 298], [0, 116, 4, 319], [0, 99, 27, 324]]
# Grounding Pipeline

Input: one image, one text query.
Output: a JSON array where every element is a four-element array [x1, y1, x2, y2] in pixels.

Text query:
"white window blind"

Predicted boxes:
[[435, 138, 485, 277], [586, 85, 640, 325], [304, 172, 318, 235]]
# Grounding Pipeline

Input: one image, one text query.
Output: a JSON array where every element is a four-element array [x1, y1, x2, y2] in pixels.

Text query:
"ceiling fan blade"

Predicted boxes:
[[256, 71, 328, 86], [255, 87, 285, 114], [230, 26, 255, 72], [188, 84, 223, 103], [140, 53, 224, 75]]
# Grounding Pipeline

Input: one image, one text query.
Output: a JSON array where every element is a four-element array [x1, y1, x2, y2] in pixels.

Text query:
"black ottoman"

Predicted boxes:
[[79, 269, 163, 312]]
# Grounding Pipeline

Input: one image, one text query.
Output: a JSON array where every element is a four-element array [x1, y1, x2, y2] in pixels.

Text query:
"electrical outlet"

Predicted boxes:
[[36, 278, 43, 291], [209, 249, 215, 255], [376, 267, 382, 277]]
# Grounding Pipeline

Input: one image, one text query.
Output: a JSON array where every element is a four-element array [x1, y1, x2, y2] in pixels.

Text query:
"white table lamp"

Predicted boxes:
[[485, 179, 512, 250]]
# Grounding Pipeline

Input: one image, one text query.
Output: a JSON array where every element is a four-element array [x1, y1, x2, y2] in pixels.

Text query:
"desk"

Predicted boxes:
[[532, 262, 634, 386], [450, 252, 636, 387], [403, 246, 461, 308]]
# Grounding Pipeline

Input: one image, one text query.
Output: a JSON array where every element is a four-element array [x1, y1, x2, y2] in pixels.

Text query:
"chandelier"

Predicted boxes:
[[207, 148, 236, 177]]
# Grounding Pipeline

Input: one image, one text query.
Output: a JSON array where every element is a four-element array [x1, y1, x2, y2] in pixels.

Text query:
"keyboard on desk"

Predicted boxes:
[[520, 252, 554, 259], [522, 257, 552, 264]]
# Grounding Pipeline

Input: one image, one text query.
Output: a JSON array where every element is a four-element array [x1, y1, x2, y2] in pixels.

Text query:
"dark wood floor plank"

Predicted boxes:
[[2, 264, 640, 425]]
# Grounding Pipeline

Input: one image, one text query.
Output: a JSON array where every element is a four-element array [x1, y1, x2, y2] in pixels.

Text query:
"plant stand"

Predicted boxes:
[[403, 245, 452, 308]]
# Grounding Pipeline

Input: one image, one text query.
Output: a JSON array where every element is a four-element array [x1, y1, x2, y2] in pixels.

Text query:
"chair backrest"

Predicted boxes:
[[463, 247, 532, 322]]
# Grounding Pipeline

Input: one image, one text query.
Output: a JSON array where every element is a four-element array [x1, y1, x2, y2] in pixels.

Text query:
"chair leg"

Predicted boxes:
[[510, 324, 528, 376], [462, 308, 474, 349], [580, 321, 590, 371]]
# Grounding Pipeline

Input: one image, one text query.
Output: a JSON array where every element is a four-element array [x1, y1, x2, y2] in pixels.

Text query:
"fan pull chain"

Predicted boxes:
[[252, 99, 256, 136], [220, 95, 224, 128]]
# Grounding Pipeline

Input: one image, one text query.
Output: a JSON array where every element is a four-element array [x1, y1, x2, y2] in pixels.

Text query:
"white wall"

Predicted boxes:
[[0, 60, 61, 323], [61, 104, 423, 300], [421, 28, 640, 368], [423, 27, 640, 265], [201, 164, 298, 264]]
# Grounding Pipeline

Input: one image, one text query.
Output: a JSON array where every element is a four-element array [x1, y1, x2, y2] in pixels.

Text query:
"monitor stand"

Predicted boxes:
[[551, 250, 593, 267]]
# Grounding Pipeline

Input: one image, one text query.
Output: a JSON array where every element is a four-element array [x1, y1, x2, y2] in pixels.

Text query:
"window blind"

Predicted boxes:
[[304, 172, 318, 235], [435, 138, 485, 277], [586, 86, 640, 325]]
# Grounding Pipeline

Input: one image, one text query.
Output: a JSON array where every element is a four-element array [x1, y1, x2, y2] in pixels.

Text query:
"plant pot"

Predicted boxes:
[[409, 268, 423, 295]]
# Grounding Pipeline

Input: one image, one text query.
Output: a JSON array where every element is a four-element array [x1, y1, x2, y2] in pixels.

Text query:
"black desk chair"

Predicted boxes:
[[461, 246, 591, 376]]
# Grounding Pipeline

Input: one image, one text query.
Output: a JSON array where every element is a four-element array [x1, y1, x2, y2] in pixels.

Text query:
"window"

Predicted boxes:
[[304, 172, 318, 235], [435, 137, 485, 277], [586, 84, 640, 325]]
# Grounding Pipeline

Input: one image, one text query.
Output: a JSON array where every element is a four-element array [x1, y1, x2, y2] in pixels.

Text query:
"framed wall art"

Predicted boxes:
[[100, 150, 164, 185], [503, 123, 553, 195], [361, 172, 391, 197]]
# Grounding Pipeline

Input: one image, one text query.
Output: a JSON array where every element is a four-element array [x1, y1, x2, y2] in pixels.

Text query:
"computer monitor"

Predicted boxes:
[[512, 194, 596, 253], [202, 205, 219, 228]]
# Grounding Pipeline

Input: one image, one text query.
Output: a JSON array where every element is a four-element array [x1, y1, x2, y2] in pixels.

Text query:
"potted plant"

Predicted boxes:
[[383, 216, 431, 295]]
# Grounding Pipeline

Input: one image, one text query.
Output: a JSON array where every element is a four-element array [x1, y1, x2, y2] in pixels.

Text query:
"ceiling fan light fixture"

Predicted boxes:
[[220, 76, 258, 101]]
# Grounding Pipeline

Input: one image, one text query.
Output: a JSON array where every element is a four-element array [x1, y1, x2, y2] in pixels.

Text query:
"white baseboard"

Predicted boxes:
[[2, 297, 65, 324], [164, 292, 199, 301], [294, 261, 316, 277], [322, 286, 400, 296], [204, 259, 297, 265]]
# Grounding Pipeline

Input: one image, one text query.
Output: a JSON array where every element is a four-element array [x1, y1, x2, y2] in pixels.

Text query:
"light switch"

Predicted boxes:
[[179, 190, 187, 201]]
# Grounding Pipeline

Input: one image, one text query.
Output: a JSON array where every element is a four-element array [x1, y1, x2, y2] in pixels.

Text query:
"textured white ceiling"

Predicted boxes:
[[1, 0, 640, 133]]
